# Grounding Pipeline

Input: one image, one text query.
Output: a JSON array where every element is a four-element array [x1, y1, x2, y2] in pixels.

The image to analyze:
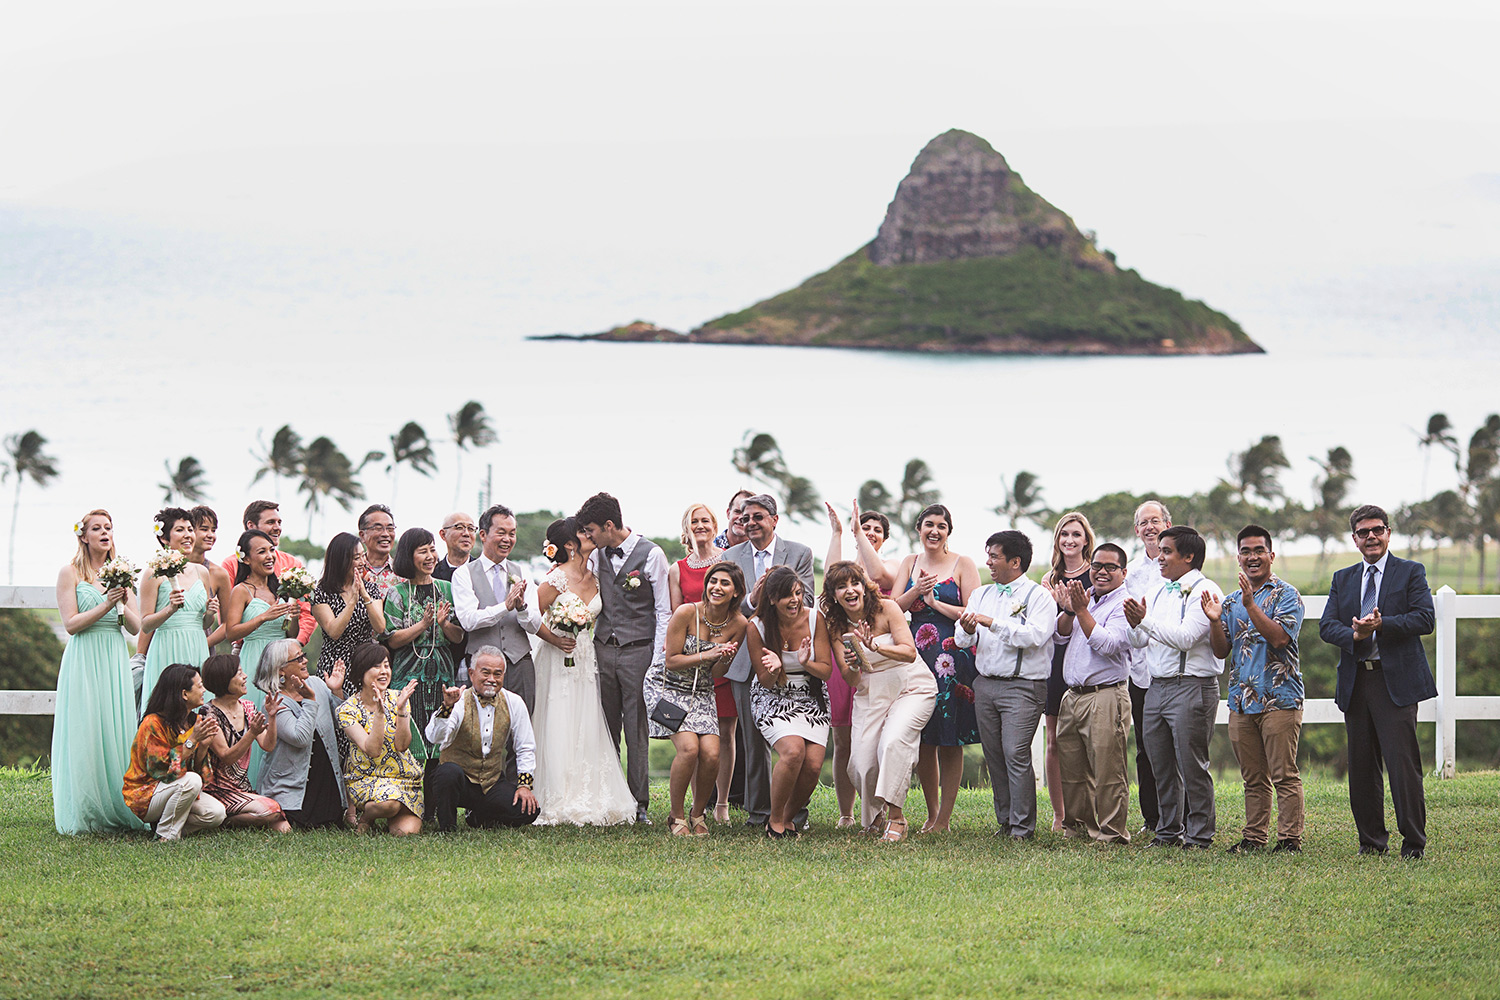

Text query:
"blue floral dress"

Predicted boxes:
[[903, 576, 979, 746]]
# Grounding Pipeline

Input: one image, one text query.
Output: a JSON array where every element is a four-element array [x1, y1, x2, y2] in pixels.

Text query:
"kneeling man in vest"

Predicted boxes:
[[425, 645, 539, 830]]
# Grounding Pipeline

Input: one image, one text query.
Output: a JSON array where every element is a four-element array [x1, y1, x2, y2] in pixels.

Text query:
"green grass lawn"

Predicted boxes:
[[2, 768, 1497, 1000]]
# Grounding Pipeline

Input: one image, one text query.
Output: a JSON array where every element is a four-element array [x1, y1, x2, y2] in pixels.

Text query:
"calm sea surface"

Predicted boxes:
[[3, 207, 1499, 584]]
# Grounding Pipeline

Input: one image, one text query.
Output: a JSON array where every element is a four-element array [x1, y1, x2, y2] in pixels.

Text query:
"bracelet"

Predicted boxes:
[[1061, 609, 1077, 617]]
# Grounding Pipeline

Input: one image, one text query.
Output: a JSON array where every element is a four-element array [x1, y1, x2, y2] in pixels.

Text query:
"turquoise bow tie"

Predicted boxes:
[[1164, 581, 1182, 594], [996, 584, 1013, 596]]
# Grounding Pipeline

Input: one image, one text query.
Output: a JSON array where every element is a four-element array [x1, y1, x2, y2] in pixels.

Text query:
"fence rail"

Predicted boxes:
[[5, 586, 1499, 777]]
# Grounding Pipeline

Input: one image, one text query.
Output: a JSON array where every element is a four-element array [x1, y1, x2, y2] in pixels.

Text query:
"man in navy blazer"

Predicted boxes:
[[1318, 503, 1436, 858]]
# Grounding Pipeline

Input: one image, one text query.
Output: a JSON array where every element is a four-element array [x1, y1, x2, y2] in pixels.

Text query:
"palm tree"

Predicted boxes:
[[1417, 413, 1459, 499], [250, 425, 304, 499], [1308, 446, 1355, 578], [297, 437, 366, 538], [1461, 414, 1500, 588], [159, 457, 209, 504], [732, 431, 790, 489], [384, 422, 438, 500], [994, 471, 1049, 531], [2, 430, 60, 585], [896, 459, 941, 535], [448, 401, 497, 507], [1227, 435, 1291, 504], [778, 474, 823, 522], [857, 479, 894, 519]]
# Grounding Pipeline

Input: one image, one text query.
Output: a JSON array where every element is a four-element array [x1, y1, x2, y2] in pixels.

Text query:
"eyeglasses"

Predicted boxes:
[[443, 523, 477, 534], [1353, 525, 1388, 540], [1090, 562, 1124, 573], [738, 513, 770, 523], [1136, 517, 1166, 529], [287, 653, 307, 664]]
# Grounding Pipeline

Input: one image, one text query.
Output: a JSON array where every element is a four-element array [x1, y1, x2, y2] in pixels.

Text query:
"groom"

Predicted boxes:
[[575, 492, 671, 824]]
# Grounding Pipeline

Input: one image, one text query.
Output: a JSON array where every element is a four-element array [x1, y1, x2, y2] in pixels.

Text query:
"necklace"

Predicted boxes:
[[702, 604, 731, 638], [686, 548, 721, 569]]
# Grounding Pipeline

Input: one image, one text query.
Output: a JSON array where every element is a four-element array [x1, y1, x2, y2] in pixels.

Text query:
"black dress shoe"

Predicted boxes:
[[1271, 839, 1302, 853], [1226, 838, 1263, 854], [1145, 837, 1184, 849], [1358, 845, 1388, 856], [1401, 847, 1425, 860]]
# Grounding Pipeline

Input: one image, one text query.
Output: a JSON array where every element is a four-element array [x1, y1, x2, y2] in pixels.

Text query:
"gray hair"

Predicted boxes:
[[1133, 499, 1171, 526], [745, 494, 779, 517], [471, 645, 506, 667], [254, 639, 305, 694]]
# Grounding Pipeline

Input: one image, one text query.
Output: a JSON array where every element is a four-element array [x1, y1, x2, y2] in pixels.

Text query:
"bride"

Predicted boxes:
[[531, 517, 637, 826]]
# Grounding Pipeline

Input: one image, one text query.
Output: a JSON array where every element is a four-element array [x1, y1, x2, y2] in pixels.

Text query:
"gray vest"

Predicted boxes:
[[465, 558, 533, 664], [596, 537, 659, 646]]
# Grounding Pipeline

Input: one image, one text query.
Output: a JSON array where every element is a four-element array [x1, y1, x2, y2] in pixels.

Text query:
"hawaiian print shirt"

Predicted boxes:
[[1221, 576, 1305, 713]]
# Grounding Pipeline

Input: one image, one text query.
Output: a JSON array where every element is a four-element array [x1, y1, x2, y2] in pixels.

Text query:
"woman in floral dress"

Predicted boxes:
[[337, 643, 423, 835]]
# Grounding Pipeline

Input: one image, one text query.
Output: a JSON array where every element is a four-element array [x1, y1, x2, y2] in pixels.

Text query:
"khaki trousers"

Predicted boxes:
[[1228, 707, 1304, 844], [848, 662, 937, 829], [1056, 683, 1132, 843], [144, 772, 226, 841]]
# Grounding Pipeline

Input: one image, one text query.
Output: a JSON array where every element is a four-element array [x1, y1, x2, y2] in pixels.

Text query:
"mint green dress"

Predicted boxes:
[[51, 584, 149, 835], [236, 597, 285, 785], [140, 578, 210, 716]]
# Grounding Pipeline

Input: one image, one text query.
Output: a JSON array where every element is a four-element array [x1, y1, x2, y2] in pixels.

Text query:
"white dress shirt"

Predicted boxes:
[[1128, 569, 1224, 679], [953, 577, 1058, 680], [1355, 551, 1389, 659], [451, 554, 539, 634], [1125, 553, 1165, 687], [424, 688, 536, 775], [586, 529, 672, 666]]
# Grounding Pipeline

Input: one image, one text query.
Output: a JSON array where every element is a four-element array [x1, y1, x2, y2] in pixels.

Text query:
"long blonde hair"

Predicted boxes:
[[70, 509, 116, 584], [679, 502, 718, 546], [1046, 511, 1095, 585]]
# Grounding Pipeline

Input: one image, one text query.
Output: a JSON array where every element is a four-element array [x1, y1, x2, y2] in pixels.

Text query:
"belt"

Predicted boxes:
[[604, 636, 650, 648], [1068, 680, 1126, 695], [1358, 659, 1382, 671]]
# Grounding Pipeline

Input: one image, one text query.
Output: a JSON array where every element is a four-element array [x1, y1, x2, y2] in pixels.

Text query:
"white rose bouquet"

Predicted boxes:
[[147, 548, 189, 589], [98, 557, 140, 595], [543, 591, 597, 667], [277, 565, 316, 637]]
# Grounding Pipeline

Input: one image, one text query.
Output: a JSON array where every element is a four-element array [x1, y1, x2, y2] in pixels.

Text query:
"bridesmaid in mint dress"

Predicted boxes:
[[139, 507, 218, 715], [52, 509, 148, 834], [223, 529, 297, 784]]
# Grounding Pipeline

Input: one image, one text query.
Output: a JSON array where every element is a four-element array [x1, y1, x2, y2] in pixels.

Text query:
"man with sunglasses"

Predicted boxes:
[[1050, 542, 1133, 843], [1319, 504, 1435, 859]]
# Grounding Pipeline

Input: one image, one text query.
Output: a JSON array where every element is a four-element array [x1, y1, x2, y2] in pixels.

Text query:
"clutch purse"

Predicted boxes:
[[650, 698, 688, 733]]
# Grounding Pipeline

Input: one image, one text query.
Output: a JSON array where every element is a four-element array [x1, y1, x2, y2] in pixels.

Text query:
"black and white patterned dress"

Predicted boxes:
[[312, 580, 383, 764], [750, 611, 830, 748], [644, 606, 719, 738]]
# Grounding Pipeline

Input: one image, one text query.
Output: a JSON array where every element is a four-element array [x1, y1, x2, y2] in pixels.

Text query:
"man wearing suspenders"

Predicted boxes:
[[1124, 525, 1224, 849], [956, 530, 1059, 840]]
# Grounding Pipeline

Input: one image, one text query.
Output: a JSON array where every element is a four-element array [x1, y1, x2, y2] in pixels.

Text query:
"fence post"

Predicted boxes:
[[1434, 585, 1457, 779]]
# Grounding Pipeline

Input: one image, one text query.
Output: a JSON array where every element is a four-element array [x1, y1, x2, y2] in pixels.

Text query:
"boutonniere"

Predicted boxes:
[[623, 570, 642, 591], [509, 573, 523, 586], [1010, 604, 1028, 619]]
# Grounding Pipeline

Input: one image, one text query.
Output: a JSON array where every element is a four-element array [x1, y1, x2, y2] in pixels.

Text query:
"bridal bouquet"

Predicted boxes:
[[147, 548, 189, 587], [98, 557, 140, 595], [276, 566, 316, 637], [544, 591, 596, 667]]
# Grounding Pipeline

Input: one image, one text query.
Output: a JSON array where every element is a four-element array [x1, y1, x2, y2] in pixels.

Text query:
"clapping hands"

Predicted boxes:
[[760, 648, 786, 686], [1201, 589, 1223, 622], [326, 658, 347, 693], [1123, 597, 1147, 628], [393, 678, 418, 712]]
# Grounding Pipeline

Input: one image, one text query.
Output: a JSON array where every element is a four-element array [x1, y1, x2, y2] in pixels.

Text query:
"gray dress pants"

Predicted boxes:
[[1142, 674, 1218, 845], [595, 638, 652, 814], [973, 675, 1047, 837]]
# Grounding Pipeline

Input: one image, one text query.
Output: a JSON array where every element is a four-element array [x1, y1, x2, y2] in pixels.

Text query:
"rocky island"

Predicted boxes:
[[541, 129, 1260, 355]]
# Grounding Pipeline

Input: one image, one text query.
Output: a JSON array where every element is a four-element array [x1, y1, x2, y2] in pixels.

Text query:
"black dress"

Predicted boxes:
[[1046, 568, 1092, 717], [312, 581, 383, 764]]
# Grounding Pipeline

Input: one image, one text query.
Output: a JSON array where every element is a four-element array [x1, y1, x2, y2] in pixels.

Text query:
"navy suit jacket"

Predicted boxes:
[[1318, 554, 1437, 710]]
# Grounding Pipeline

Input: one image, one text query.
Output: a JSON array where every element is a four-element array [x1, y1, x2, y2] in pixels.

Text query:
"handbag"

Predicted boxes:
[[650, 697, 688, 733]]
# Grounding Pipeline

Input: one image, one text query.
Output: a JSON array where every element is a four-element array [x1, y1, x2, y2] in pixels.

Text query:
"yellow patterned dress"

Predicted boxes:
[[335, 690, 424, 814]]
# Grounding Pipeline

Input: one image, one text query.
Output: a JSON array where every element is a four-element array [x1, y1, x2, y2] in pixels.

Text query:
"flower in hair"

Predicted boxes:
[[233, 548, 247, 562], [544, 543, 558, 560], [72, 521, 84, 538], [152, 520, 164, 537]]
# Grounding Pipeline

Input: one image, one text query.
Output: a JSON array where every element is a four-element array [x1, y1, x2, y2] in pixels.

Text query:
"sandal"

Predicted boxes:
[[669, 815, 692, 837], [881, 818, 909, 843], [836, 815, 857, 829], [690, 813, 710, 837]]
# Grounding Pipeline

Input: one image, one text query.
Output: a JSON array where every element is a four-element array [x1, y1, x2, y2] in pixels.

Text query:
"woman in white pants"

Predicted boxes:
[[122, 663, 228, 841], [817, 561, 934, 842]]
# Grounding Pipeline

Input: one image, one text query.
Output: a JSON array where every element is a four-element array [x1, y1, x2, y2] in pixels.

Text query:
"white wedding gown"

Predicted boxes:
[[532, 569, 637, 826]]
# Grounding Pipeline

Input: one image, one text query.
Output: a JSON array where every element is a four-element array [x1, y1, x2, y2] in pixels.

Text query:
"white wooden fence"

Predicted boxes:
[[4, 585, 1500, 777]]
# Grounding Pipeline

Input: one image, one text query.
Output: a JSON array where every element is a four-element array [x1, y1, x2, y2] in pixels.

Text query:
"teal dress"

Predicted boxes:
[[236, 596, 285, 785], [51, 584, 148, 835], [140, 578, 210, 715]]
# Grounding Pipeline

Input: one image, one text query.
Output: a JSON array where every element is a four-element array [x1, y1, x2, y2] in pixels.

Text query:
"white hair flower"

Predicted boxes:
[[72, 521, 84, 538], [233, 548, 247, 562], [152, 520, 164, 537]]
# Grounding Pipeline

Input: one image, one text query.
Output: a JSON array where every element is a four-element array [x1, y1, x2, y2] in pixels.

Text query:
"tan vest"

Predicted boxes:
[[439, 688, 511, 793]]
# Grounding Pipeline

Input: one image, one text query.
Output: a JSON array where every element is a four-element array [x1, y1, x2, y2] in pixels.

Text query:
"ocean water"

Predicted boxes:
[[3, 205, 1499, 585]]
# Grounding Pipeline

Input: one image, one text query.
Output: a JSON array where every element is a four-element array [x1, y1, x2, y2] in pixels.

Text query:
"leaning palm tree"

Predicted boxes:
[[384, 422, 438, 501], [896, 459, 942, 536], [159, 457, 209, 504], [1309, 446, 1356, 578], [731, 431, 790, 489], [448, 401, 497, 507], [3, 430, 60, 585], [250, 425, 304, 499], [297, 437, 366, 539], [994, 471, 1049, 531], [1227, 435, 1291, 505], [1417, 413, 1459, 500]]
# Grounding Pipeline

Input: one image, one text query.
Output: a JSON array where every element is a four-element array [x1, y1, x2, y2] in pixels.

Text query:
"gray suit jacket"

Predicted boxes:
[[722, 535, 815, 683], [255, 676, 347, 812]]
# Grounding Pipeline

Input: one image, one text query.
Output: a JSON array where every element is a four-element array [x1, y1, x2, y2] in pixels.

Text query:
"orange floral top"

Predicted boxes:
[[122, 714, 215, 819]]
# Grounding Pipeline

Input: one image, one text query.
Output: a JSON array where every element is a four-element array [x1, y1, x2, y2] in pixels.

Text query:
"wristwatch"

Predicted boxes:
[[183, 739, 196, 751]]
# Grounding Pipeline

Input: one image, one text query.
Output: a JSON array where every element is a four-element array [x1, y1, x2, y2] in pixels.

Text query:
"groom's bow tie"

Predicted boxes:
[[605, 546, 625, 560]]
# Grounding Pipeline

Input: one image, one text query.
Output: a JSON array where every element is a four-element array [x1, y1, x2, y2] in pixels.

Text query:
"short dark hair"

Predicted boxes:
[[200, 653, 241, 696], [984, 530, 1032, 569], [154, 507, 194, 548], [1159, 525, 1206, 570], [479, 504, 515, 534], [726, 488, 755, 511], [143, 663, 200, 733], [1093, 542, 1128, 569], [913, 503, 953, 535], [1237, 524, 1274, 551], [859, 510, 891, 540], [243, 500, 279, 530], [575, 492, 623, 530], [392, 527, 435, 579], [357, 504, 394, 532], [544, 517, 581, 565], [318, 532, 362, 592], [348, 643, 391, 691], [1349, 504, 1389, 532], [190, 505, 218, 530]]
